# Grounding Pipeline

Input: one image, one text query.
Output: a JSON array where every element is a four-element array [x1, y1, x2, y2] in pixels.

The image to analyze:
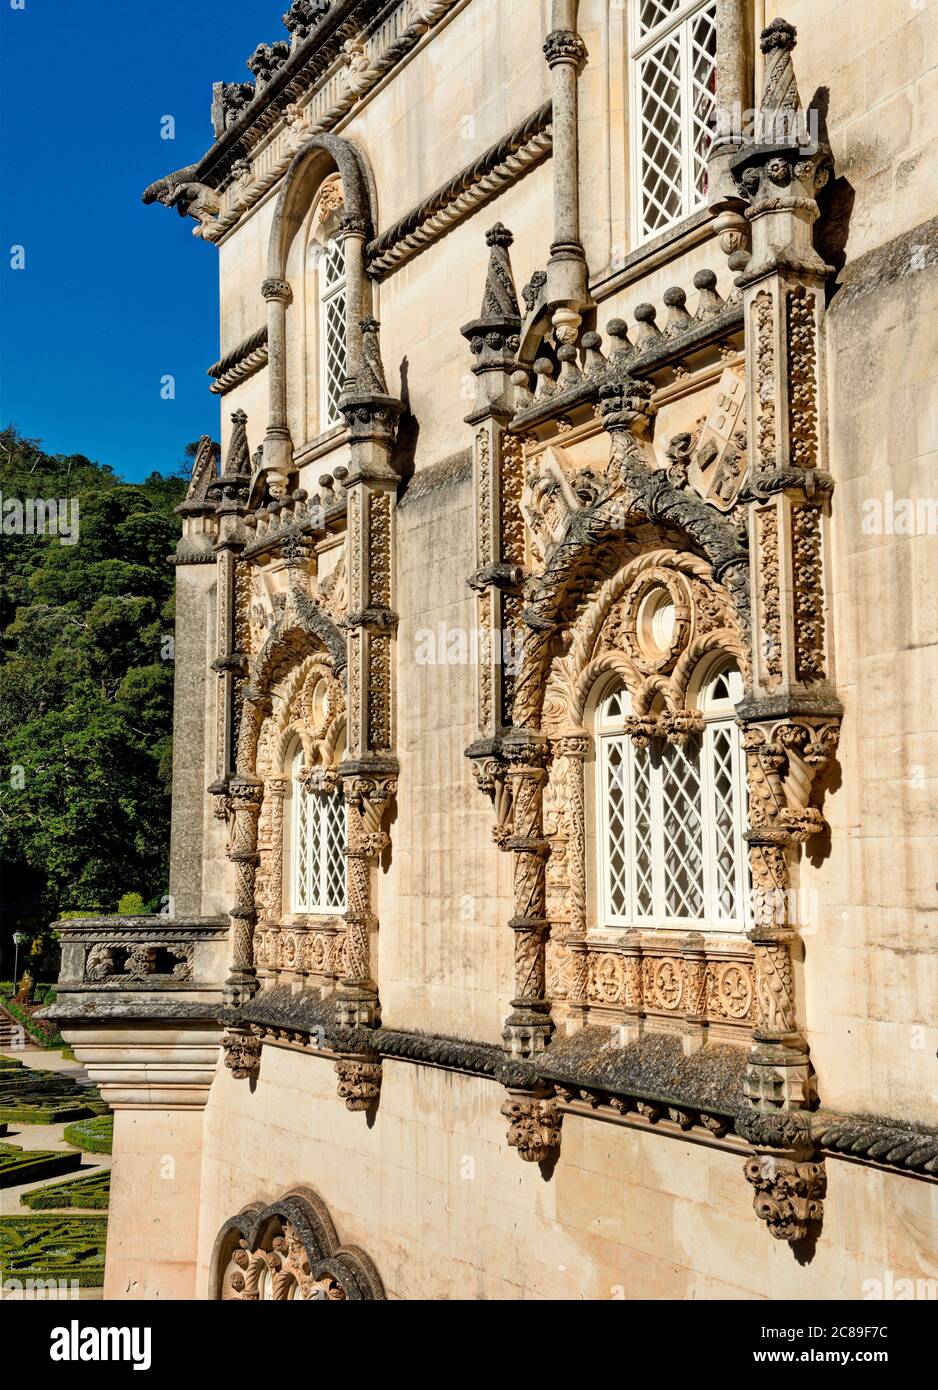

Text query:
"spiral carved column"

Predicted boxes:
[[224, 775, 264, 1003], [502, 733, 552, 1057]]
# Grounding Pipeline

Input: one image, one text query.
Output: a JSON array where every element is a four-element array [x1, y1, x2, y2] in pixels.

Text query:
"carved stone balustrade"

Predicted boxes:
[[47, 915, 229, 1108]]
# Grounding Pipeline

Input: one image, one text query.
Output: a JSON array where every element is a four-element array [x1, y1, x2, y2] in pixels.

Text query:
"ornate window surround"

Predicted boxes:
[[212, 1188, 386, 1301], [308, 178, 349, 433]]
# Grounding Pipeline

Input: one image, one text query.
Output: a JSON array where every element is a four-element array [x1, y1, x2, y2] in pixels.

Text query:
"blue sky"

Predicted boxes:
[[1, 0, 276, 481]]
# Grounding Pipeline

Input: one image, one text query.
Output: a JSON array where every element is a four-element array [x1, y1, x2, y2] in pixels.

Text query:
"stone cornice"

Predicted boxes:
[[208, 326, 269, 395], [366, 102, 554, 279], [143, 0, 473, 245], [228, 992, 938, 1181], [813, 1112, 938, 1177]]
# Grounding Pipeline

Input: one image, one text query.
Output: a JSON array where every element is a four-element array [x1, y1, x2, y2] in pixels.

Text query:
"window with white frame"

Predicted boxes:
[[629, 0, 717, 242], [596, 665, 749, 932], [318, 232, 347, 431], [291, 749, 347, 913]]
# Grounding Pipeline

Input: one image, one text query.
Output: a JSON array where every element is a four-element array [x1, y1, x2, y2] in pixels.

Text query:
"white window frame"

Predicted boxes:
[[318, 233, 348, 432], [291, 750, 347, 914], [628, 0, 718, 245], [596, 669, 749, 934]]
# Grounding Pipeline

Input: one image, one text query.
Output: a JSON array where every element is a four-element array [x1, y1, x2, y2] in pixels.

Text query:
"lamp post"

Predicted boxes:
[[12, 932, 26, 991]]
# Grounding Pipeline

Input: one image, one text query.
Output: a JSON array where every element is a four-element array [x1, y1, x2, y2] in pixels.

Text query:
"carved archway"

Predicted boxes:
[[211, 1188, 385, 1301]]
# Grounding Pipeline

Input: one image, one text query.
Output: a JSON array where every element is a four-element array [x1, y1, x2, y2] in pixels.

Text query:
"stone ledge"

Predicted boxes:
[[44, 999, 225, 1024], [538, 1028, 747, 1119]]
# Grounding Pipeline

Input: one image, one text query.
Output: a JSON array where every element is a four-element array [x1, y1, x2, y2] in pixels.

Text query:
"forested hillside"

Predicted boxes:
[[0, 425, 187, 974]]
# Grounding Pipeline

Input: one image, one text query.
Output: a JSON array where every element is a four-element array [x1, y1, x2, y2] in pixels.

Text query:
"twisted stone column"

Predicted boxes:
[[550, 733, 589, 1028], [224, 775, 263, 1003], [502, 732, 552, 1057], [263, 776, 288, 978]]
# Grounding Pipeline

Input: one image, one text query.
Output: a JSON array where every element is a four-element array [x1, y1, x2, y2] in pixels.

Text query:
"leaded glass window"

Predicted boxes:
[[292, 751, 346, 913], [596, 666, 748, 931], [319, 234, 347, 431], [629, 0, 717, 241]]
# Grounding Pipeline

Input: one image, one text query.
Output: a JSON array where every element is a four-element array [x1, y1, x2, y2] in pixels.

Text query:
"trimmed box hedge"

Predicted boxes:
[[0, 1141, 82, 1188], [0, 1068, 105, 1125], [20, 1169, 110, 1211], [63, 1115, 113, 1155], [0, 1214, 107, 1288]]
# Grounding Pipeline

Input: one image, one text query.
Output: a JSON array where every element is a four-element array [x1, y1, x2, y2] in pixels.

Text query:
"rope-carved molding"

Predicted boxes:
[[144, 0, 469, 244], [366, 102, 554, 279], [208, 326, 269, 395]]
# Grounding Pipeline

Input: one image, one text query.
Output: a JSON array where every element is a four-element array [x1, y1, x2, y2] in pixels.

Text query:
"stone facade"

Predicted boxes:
[[51, 0, 937, 1300]]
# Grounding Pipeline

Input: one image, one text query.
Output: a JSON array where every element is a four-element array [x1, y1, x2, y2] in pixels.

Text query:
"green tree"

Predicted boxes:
[[0, 425, 186, 975]]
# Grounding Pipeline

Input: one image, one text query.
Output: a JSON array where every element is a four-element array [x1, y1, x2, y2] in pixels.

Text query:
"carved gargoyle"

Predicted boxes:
[[141, 166, 221, 236]]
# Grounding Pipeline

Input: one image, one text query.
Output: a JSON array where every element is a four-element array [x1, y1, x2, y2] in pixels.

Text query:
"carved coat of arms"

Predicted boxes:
[[688, 369, 748, 511]]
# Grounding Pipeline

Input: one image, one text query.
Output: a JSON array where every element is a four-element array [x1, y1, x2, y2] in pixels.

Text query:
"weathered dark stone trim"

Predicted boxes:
[[813, 1112, 938, 1176], [44, 1000, 225, 1023], [538, 1028, 747, 1119], [170, 552, 218, 566], [366, 102, 554, 278], [397, 449, 472, 507], [208, 326, 268, 380], [233, 986, 538, 1087], [831, 215, 938, 311]]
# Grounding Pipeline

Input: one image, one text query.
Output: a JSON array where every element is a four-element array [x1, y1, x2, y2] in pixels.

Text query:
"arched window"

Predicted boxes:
[[291, 747, 346, 913], [318, 231, 347, 430], [596, 664, 748, 931]]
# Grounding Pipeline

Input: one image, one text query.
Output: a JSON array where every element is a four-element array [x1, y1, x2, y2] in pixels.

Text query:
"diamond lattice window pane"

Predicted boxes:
[[709, 724, 738, 919], [638, 34, 684, 234], [307, 791, 324, 907], [660, 740, 705, 918], [638, 0, 683, 37], [632, 747, 655, 916], [689, 5, 717, 202], [323, 791, 347, 911], [604, 737, 630, 919], [321, 287, 347, 428], [320, 237, 345, 292]]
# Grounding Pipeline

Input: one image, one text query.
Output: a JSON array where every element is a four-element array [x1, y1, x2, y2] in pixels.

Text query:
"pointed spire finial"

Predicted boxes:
[[759, 18, 801, 116], [480, 223, 520, 321], [223, 409, 251, 478], [185, 435, 220, 502], [354, 317, 389, 395]]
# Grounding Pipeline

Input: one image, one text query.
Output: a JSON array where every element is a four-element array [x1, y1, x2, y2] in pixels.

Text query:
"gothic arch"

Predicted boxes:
[[211, 1187, 386, 1301], [514, 475, 750, 732], [267, 133, 378, 281]]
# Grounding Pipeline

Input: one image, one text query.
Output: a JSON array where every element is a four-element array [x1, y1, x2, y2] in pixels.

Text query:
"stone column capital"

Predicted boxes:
[[261, 277, 293, 304], [543, 28, 587, 70]]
